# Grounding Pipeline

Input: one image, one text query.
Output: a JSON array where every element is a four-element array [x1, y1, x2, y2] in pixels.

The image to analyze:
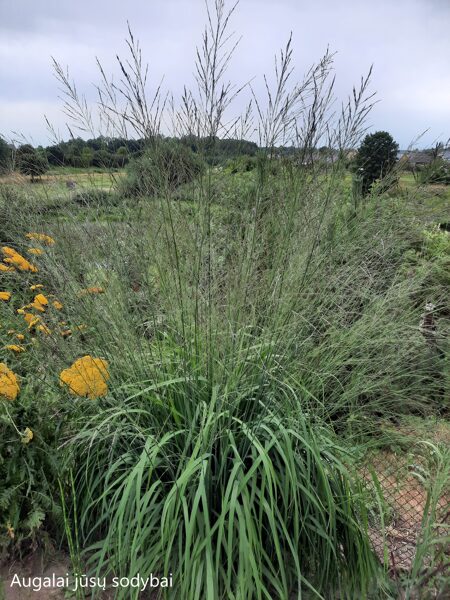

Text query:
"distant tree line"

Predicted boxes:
[[0, 135, 260, 175], [5, 131, 446, 190], [179, 136, 259, 165], [45, 137, 141, 169]]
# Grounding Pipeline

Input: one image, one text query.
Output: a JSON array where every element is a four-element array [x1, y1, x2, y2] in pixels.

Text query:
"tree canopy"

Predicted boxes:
[[17, 145, 49, 181], [354, 131, 399, 195], [0, 136, 12, 172]]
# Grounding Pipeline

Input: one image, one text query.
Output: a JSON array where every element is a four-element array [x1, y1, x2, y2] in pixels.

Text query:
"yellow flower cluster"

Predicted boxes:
[[22, 427, 34, 444], [0, 363, 20, 401], [60, 355, 110, 399], [5, 345, 26, 353], [31, 293, 49, 312], [22, 312, 51, 335], [0, 264, 15, 272], [79, 286, 105, 296], [25, 233, 55, 246], [1, 246, 38, 272]]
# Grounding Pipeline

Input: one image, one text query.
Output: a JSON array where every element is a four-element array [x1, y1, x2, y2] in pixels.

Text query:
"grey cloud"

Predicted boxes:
[[0, 0, 449, 147]]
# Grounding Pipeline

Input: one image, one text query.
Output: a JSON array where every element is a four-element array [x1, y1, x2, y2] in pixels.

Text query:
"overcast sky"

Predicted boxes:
[[0, 0, 449, 148]]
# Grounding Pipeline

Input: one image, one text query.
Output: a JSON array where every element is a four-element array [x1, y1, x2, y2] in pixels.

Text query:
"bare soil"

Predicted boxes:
[[0, 553, 69, 600], [364, 449, 449, 573]]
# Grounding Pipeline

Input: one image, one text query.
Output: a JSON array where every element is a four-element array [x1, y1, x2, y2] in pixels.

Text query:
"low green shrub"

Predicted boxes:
[[121, 140, 205, 198], [72, 189, 119, 207], [0, 389, 63, 559], [226, 155, 257, 174]]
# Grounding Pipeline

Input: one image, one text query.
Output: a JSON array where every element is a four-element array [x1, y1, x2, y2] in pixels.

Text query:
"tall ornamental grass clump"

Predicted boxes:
[[0, 178, 380, 597]]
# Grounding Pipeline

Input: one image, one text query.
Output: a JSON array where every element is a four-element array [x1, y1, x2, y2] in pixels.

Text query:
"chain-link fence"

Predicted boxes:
[[361, 449, 449, 595]]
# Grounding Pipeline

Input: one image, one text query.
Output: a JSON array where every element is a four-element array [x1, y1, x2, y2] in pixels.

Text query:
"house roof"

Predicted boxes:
[[402, 151, 434, 165]]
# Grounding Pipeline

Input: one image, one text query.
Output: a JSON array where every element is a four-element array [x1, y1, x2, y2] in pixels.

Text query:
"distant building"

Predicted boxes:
[[399, 151, 434, 167], [398, 147, 450, 166]]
